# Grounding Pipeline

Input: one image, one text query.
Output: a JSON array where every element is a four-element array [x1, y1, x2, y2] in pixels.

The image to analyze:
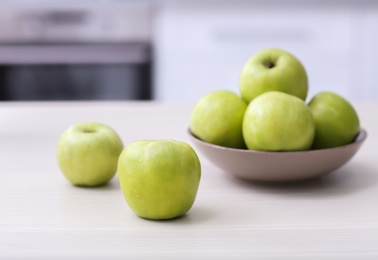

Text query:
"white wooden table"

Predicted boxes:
[[0, 102, 377, 259]]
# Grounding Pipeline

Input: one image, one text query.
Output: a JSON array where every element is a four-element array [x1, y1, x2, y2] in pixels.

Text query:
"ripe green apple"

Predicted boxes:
[[239, 48, 308, 103], [308, 91, 360, 149], [243, 91, 315, 151], [118, 140, 201, 220], [190, 90, 247, 149], [56, 122, 124, 187]]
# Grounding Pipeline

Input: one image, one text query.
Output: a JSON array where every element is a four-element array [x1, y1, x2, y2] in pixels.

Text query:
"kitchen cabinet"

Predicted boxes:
[[153, 2, 374, 103]]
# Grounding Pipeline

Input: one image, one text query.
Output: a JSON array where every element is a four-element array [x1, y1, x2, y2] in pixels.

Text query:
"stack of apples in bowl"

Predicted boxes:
[[189, 48, 367, 182]]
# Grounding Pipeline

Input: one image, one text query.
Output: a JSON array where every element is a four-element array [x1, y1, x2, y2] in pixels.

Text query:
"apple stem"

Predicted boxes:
[[265, 62, 275, 69], [82, 129, 95, 133]]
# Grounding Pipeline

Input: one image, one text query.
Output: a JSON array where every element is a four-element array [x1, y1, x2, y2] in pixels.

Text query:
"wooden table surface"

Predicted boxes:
[[0, 101, 377, 259]]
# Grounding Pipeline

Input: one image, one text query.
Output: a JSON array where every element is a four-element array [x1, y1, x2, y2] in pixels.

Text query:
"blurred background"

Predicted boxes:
[[0, 0, 376, 103]]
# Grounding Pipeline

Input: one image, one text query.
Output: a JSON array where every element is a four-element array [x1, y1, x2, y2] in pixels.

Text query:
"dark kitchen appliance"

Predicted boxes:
[[0, 2, 153, 100]]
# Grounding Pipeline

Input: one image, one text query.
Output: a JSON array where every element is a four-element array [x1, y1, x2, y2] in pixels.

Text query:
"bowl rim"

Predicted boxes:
[[188, 128, 367, 155]]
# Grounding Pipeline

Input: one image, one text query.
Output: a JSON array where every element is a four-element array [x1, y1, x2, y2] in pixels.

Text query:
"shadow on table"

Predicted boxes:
[[71, 177, 121, 191], [226, 161, 377, 199], [133, 205, 215, 225]]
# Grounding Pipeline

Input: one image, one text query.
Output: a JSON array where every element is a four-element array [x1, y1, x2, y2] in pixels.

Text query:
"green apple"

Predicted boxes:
[[57, 122, 123, 187], [190, 90, 247, 149], [239, 48, 308, 103], [308, 91, 360, 149], [118, 140, 201, 220], [243, 91, 315, 151]]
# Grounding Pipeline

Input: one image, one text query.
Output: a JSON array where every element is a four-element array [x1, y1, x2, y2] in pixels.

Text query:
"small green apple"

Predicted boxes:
[[308, 91, 360, 149], [243, 91, 315, 151], [56, 122, 123, 187], [239, 48, 308, 103], [118, 140, 201, 220], [190, 90, 247, 149]]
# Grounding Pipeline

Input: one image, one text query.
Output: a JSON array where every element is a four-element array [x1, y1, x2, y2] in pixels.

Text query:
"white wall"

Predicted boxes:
[[153, 1, 377, 103]]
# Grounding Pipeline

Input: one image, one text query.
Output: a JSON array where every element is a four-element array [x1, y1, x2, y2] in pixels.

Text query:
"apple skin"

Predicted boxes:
[[118, 140, 201, 220], [239, 48, 308, 103], [56, 122, 124, 187], [190, 90, 247, 149], [308, 92, 360, 149], [243, 91, 315, 151]]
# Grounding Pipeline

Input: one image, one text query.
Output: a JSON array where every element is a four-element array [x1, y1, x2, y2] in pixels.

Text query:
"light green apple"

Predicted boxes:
[[308, 91, 360, 149], [56, 122, 124, 187], [239, 48, 308, 103], [190, 90, 247, 149], [243, 91, 315, 151], [118, 140, 201, 220]]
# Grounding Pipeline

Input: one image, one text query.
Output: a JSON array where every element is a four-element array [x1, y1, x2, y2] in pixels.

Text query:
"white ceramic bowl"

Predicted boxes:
[[188, 129, 367, 182]]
